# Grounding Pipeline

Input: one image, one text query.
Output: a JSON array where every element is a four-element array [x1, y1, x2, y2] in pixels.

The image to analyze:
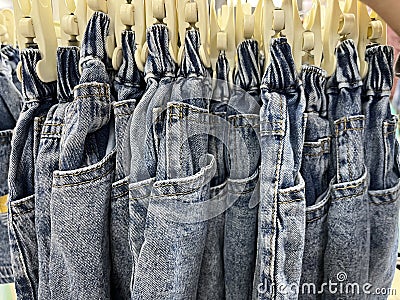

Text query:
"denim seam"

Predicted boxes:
[[52, 167, 114, 188], [53, 159, 114, 178], [113, 181, 129, 188], [73, 92, 110, 101], [370, 198, 399, 206], [115, 113, 134, 117], [129, 194, 151, 201], [279, 198, 304, 204], [347, 134, 354, 181], [11, 208, 35, 216], [153, 175, 207, 187], [168, 117, 209, 124], [331, 188, 367, 202], [151, 188, 204, 198], [228, 188, 256, 195], [112, 191, 129, 199], [303, 152, 329, 157], [334, 180, 365, 191], [279, 187, 304, 194], [306, 214, 327, 223], [10, 198, 34, 207], [369, 189, 400, 197]]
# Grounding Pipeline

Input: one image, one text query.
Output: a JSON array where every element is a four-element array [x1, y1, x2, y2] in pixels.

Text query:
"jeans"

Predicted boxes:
[[131, 29, 213, 300], [48, 12, 115, 299], [223, 39, 261, 300], [8, 48, 57, 300], [111, 29, 145, 299], [255, 38, 306, 300], [34, 46, 80, 300], [363, 45, 400, 298]]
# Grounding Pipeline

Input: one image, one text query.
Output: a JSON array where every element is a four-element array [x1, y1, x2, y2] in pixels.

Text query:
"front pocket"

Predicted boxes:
[[275, 175, 306, 300], [8, 194, 38, 300], [131, 154, 215, 300], [49, 150, 115, 300], [368, 179, 400, 293]]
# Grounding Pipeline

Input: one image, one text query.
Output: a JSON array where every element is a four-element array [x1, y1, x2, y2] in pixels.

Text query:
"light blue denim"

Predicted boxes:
[[35, 46, 80, 300], [7, 48, 57, 300], [363, 45, 400, 298], [111, 29, 145, 299], [223, 39, 261, 300], [255, 38, 306, 300], [48, 12, 115, 299]]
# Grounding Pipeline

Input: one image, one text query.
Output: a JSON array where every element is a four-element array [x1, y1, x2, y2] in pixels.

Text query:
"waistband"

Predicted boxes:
[[144, 24, 177, 79], [178, 29, 207, 77], [20, 48, 57, 101], [57, 47, 80, 103], [261, 38, 299, 93], [301, 65, 327, 115], [234, 39, 260, 93], [213, 53, 230, 102], [363, 45, 394, 97]]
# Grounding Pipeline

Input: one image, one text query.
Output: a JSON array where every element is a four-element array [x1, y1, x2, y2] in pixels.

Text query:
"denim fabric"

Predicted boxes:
[[255, 38, 306, 300], [128, 24, 177, 295], [8, 48, 57, 300], [111, 29, 145, 299], [131, 29, 212, 299], [223, 39, 261, 300], [0, 130, 13, 284], [323, 40, 369, 299], [299, 66, 331, 299], [1, 45, 22, 92], [34, 46, 80, 300], [49, 12, 115, 299], [363, 45, 400, 297], [197, 52, 229, 300]]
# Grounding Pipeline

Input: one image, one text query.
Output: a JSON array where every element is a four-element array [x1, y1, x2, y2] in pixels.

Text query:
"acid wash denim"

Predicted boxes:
[[224, 38, 261, 300], [49, 12, 115, 299], [111, 29, 145, 299], [1, 45, 22, 92], [0, 51, 23, 284], [323, 40, 369, 300], [131, 29, 214, 300], [8, 48, 57, 300], [197, 52, 230, 300], [128, 23, 177, 295], [363, 45, 400, 299], [255, 38, 306, 300], [34, 47, 80, 300], [298, 66, 331, 300]]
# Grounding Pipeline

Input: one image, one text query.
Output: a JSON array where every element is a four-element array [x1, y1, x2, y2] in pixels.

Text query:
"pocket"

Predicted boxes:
[[274, 175, 306, 300], [131, 154, 216, 300], [368, 179, 400, 292], [224, 170, 259, 300], [110, 176, 131, 299], [49, 150, 115, 300], [324, 171, 369, 293], [8, 194, 38, 300]]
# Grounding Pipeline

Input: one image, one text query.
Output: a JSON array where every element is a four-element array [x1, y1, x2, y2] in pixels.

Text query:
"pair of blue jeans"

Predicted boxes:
[[8, 48, 57, 300], [255, 38, 307, 300]]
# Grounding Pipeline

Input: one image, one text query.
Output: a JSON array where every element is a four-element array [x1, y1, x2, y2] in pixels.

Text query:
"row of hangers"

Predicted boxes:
[[0, 0, 387, 84]]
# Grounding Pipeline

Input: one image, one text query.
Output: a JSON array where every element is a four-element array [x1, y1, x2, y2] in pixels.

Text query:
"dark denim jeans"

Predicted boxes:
[[34, 46, 80, 300], [8, 48, 57, 300], [255, 38, 306, 300]]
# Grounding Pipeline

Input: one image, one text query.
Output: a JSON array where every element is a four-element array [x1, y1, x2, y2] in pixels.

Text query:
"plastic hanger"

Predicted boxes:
[[59, 0, 88, 47], [177, 0, 210, 68], [302, 0, 323, 67], [210, 0, 235, 81], [119, 0, 146, 71], [140, 0, 179, 65], [0, 12, 8, 45], [14, 0, 57, 82], [0, 9, 16, 46], [321, 0, 357, 76], [357, 2, 387, 78]]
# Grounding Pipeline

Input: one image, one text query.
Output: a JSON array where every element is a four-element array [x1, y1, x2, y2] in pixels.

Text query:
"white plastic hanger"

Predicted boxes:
[[177, 0, 210, 68], [303, 0, 323, 67], [14, 0, 57, 82], [0, 12, 8, 45], [0, 9, 16, 46], [140, 0, 179, 65], [357, 2, 387, 78], [59, 0, 88, 47], [119, 0, 146, 71], [321, 0, 358, 76], [210, 0, 235, 81]]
